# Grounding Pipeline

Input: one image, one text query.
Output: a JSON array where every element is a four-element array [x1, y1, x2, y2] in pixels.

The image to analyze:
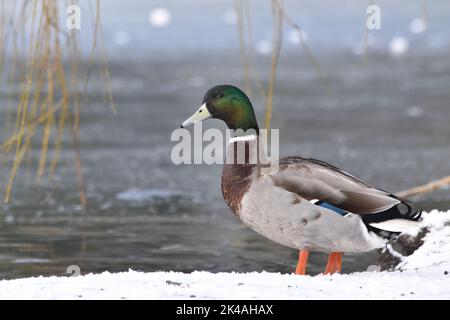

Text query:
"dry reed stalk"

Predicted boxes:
[[396, 176, 450, 199], [263, 0, 283, 133], [234, 0, 252, 97], [272, 0, 327, 86], [234, 0, 266, 100], [0, 0, 114, 204], [234, 0, 326, 137]]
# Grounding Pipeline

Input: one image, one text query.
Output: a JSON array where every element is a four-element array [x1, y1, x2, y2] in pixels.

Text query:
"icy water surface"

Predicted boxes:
[[1, 52, 450, 279]]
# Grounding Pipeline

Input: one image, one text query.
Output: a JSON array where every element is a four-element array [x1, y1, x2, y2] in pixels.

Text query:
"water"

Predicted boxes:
[[96, 0, 450, 54], [1, 51, 450, 279]]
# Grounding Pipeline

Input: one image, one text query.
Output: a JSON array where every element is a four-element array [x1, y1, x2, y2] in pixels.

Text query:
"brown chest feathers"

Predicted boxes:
[[221, 136, 261, 216], [221, 164, 255, 216]]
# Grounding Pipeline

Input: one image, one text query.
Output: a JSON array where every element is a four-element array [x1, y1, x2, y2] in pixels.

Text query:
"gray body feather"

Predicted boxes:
[[224, 135, 419, 253]]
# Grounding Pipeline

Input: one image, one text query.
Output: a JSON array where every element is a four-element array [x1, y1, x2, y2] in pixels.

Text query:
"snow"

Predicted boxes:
[[148, 8, 171, 28], [389, 37, 410, 56], [1, 211, 449, 300], [223, 9, 238, 26], [409, 18, 427, 34], [399, 210, 450, 272], [113, 31, 130, 46], [256, 40, 271, 55]]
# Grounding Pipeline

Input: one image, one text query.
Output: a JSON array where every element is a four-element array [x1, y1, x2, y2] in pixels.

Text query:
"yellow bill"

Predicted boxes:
[[181, 103, 211, 128]]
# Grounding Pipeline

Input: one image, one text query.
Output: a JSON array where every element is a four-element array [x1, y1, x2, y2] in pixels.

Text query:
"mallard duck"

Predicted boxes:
[[181, 84, 422, 275]]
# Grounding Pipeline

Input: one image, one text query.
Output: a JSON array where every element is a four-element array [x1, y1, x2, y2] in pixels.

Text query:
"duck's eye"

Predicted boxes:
[[216, 93, 224, 99], [199, 109, 202, 113]]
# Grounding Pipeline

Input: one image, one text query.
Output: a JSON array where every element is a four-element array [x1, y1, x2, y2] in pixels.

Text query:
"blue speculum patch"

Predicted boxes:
[[316, 201, 348, 216]]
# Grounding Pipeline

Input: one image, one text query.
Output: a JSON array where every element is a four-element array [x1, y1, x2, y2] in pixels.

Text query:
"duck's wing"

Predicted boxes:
[[268, 156, 401, 215]]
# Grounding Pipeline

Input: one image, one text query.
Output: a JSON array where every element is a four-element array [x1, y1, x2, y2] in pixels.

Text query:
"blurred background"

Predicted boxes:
[[0, 0, 449, 279]]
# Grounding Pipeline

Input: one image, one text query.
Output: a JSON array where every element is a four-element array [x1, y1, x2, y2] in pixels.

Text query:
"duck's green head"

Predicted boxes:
[[181, 85, 259, 133]]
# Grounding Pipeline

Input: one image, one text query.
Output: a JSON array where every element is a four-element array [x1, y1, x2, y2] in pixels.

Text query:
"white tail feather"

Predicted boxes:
[[369, 219, 420, 233]]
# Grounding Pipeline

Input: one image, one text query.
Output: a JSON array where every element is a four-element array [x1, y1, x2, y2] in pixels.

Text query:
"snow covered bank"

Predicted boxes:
[[0, 268, 449, 300], [0, 211, 449, 300]]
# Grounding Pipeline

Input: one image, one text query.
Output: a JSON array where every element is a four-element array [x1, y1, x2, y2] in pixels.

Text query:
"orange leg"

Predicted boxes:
[[323, 252, 342, 275], [295, 250, 310, 275], [336, 252, 342, 273]]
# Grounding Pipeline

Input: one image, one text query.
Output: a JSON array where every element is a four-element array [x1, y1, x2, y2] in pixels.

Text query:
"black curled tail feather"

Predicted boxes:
[[361, 196, 422, 239]]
